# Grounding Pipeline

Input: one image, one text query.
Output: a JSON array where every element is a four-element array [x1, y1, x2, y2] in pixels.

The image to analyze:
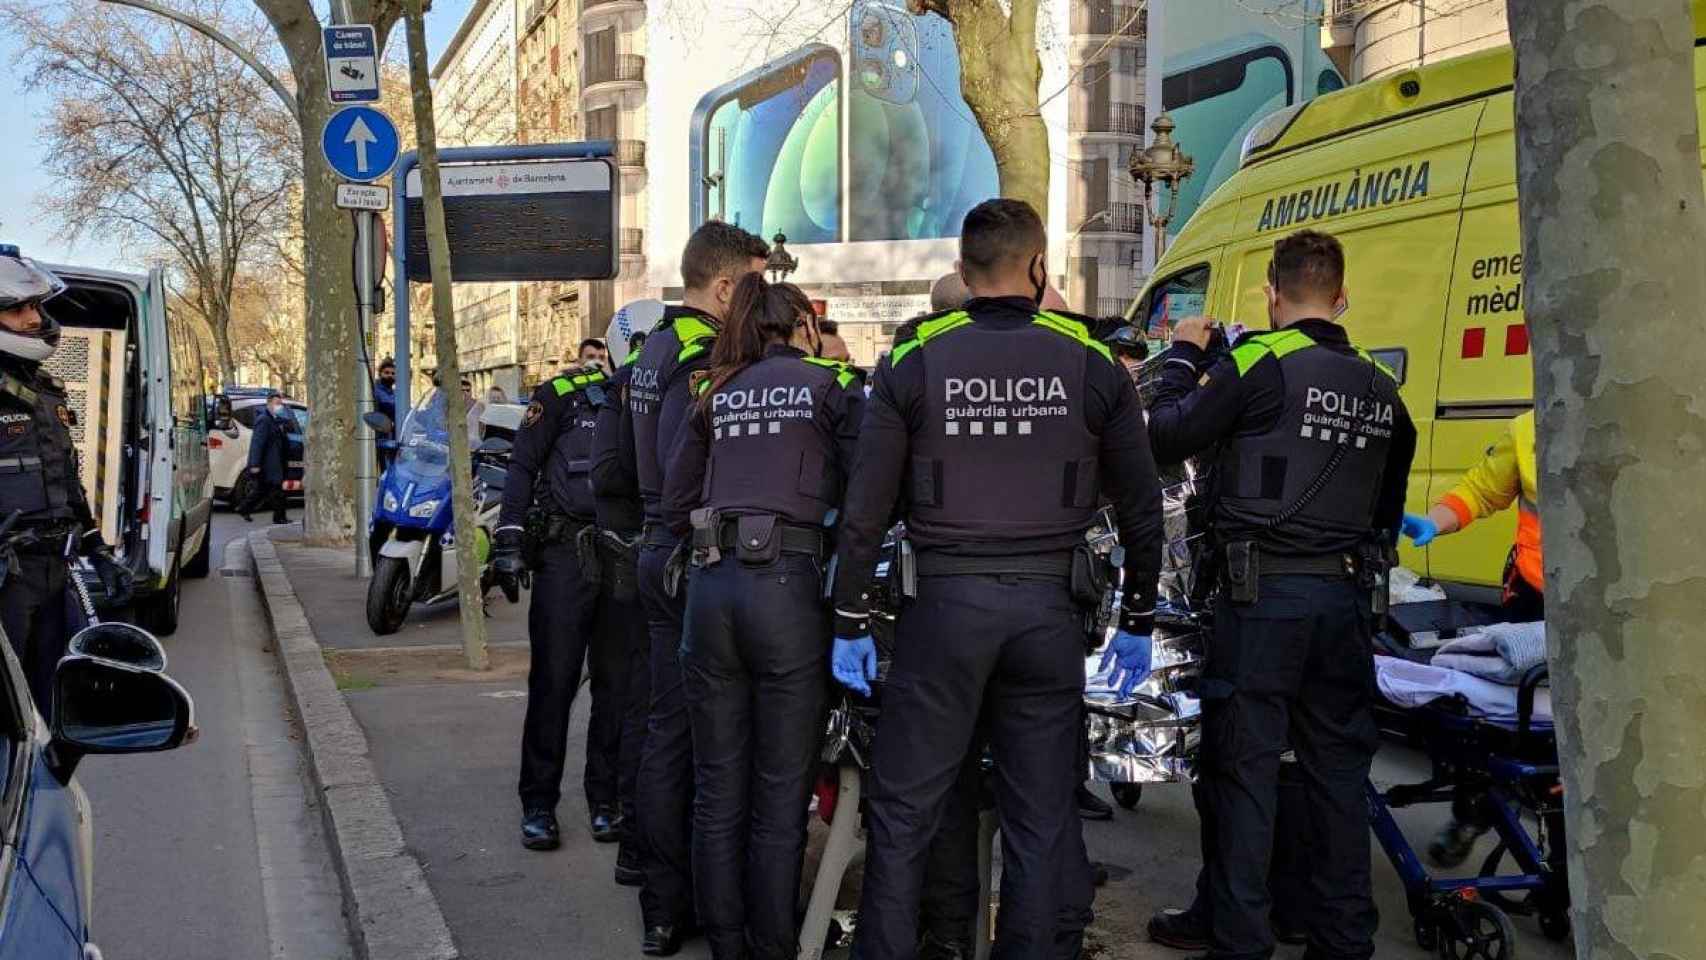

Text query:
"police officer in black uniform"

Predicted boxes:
[[493, 364, 611, 851], [591, 323, 653, 888], [662, 275, 863, 960], [829, 199, 1165, 960], [625, 222, 770, 956], [1144, 229, 1416, 960], [0, 251, 133, 709]]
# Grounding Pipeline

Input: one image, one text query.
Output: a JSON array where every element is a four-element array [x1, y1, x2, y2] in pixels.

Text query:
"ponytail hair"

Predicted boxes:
[[696, 273, 813, 414]]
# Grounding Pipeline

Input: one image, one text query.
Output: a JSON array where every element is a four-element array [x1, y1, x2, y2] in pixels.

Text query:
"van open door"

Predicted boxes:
[[141, 268, 177, 583]]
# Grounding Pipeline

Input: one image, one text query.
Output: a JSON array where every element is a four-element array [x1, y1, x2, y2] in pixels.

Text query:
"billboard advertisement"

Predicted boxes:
[[643, 2, 1074, 318], [1154, 0, 1345, 231]]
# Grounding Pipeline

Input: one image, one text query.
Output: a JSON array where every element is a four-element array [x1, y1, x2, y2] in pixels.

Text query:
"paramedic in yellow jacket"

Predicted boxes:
[[1403, 410, 1543, 621]]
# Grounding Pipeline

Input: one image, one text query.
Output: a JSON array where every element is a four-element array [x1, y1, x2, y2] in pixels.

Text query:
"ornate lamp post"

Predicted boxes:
[[1127, 112, 1196, 261], [766, 233, 799, 283]]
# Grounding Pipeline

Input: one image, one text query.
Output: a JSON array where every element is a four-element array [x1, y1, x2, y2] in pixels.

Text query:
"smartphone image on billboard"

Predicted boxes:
[[847, 0, 998, 242], [689, 44, 842, 244], [1163, 43, 1294, 228]]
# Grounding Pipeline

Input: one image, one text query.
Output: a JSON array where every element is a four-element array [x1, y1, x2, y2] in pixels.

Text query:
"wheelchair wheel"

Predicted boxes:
[[1110, 782, 1143, 809], [1436, 899, 1517, 960]]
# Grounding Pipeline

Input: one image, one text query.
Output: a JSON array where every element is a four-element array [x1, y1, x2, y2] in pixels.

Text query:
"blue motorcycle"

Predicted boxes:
[[363, 389, 513, 635]]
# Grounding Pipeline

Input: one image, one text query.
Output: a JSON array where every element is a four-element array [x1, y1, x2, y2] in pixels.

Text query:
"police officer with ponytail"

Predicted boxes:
[[1145, 229, 1416, 960], [829, 199, 1165, 960], [661, 275, 862, 960]]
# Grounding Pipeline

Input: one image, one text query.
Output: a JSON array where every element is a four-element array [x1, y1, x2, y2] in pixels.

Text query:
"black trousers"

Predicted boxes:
[[854, 573, 1093, 960], [0, 552, 71, 711], [517, 538, 600, 811], [1200, 575, 1379, 960], [682, 554, 830, 960], [239, 477, 288, 523], [1185, 761, 1312, 930], [920, 748, 985, 951], [636, 540, 696, 927], [585, 557, 636, 811], [598, 541, 651, 837]]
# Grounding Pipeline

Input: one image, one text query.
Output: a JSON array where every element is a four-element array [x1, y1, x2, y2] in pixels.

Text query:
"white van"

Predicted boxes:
[[39, 261, 213, 635]]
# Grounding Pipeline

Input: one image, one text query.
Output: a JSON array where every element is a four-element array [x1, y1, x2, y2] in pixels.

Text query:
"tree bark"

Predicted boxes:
[[402, 0, 489, 671], [1507, 2, 1706, 955]]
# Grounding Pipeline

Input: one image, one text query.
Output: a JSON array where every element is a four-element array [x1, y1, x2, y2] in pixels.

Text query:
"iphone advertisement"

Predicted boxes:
[[645, 1, 1071, 295]]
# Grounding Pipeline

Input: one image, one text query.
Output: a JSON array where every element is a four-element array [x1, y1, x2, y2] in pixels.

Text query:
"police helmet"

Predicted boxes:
[[1100, 323, 1148, 361], [0, 250, 67, 313]]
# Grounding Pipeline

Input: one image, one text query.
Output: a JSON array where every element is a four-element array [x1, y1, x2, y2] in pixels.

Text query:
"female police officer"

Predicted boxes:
[[661, 275, 863, 960]]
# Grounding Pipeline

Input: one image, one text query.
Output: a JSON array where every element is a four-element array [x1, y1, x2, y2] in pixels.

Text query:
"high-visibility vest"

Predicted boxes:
[[1440, 411, 1541, 592]]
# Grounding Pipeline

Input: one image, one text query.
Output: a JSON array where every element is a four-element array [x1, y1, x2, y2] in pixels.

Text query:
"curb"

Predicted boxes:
[[247, 530, 459, 960]]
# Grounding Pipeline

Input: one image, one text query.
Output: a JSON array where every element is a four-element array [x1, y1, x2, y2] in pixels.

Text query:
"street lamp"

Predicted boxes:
[[766, 233, 799, 283], [1127, 112, 1195, 261]]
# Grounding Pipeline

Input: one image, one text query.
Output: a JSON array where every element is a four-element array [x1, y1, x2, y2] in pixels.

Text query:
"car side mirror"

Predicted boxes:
[[209, 397, 235, 432], [52, 623, 194, 756], [363, 411, 394, 434]]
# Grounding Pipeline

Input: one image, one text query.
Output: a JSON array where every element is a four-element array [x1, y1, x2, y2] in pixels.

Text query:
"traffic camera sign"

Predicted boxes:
[[323, 26, 380, 103], [321, 106, 400, 182]]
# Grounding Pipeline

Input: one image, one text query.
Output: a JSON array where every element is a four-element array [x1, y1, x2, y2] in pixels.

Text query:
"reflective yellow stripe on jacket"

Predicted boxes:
[[1439, 411, 1542, 592]]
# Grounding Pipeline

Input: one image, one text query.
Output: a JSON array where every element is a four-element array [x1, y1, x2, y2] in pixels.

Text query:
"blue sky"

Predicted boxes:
[[0, 0, 472, 269]]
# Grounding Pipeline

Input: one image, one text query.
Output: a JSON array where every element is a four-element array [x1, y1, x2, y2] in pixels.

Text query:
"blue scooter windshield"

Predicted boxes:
[[397, 390, 451, 480]]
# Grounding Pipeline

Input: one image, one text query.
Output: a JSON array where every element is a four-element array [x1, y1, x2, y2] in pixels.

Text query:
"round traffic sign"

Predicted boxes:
[[321, 105, 401, 182]]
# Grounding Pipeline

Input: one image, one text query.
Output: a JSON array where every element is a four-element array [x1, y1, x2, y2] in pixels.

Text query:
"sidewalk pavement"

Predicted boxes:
[[260, 530, 1572, 960]]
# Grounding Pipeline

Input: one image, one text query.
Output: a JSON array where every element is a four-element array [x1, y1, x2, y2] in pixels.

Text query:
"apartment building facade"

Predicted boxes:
[[1327, 0, 1509, 82], [1067, 3, 1149, 319]]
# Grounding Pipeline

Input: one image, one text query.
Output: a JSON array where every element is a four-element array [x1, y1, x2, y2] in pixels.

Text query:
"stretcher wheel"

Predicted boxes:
[[1109, 782, 1143, 809], [1538, 910, 1569, 942], [1414, 917, 1439, 952], [1436, 899, 1517, 960]]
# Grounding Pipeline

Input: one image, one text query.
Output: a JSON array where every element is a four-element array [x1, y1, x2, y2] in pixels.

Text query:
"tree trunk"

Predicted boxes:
[[403, 0, 488, 671], [951, 0, 1049, 213], [210, 311, 238, 388], [1507, 2, 1706, 955]]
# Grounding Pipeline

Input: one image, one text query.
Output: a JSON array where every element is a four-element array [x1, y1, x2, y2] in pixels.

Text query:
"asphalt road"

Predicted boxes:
[[75, 513, 352, 960]]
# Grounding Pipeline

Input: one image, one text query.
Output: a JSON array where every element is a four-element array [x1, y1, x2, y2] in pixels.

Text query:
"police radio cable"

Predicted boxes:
[[1261, 358, 1382, 531]]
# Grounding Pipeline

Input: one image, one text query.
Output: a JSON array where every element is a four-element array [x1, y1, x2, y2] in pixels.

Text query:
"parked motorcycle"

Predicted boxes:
[[363, 390, 517, 635]]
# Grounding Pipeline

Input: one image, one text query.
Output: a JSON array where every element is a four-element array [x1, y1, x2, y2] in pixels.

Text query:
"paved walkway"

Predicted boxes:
[[266, 533, 1574, 960]]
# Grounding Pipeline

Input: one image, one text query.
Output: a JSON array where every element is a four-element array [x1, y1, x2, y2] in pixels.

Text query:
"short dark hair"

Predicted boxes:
[[1269, 229, 1345, 303], [378, 357, 395, 371], [817, 319, 840, 336], [578, 337, 606, 354], [959, 199, 1046, 283], [681, 221, 770, 291]]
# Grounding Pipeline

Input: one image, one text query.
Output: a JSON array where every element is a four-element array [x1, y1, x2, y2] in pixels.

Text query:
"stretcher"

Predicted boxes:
[[1368, 604, 1571, 957]]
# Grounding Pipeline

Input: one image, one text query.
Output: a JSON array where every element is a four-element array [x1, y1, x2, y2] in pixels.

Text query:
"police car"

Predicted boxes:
[[206, 388, 308, 505], [0, 617, 195, 958]]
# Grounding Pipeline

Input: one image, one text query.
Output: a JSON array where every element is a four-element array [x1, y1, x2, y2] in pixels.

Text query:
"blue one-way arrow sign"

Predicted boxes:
[[321, 106, 399, 182]]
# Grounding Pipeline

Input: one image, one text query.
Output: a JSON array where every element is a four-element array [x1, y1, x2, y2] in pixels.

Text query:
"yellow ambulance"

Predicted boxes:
[[1132, 8, 1706, 594]]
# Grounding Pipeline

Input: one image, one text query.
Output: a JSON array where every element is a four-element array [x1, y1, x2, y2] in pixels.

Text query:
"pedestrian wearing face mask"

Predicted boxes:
[[239, 393, 291, 525]]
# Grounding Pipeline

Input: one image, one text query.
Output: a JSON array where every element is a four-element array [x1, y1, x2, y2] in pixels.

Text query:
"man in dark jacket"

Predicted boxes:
[[240, 395, 290, 525]]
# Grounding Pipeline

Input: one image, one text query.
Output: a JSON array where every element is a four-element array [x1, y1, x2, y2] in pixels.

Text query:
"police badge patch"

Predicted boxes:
[[56, 404, 76, 428], [523, 401, 544, 427]]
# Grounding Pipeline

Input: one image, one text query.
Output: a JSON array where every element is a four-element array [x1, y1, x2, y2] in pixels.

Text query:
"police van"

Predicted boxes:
[[1132, 7, 1706, 594], [36, 259, 213, 634]]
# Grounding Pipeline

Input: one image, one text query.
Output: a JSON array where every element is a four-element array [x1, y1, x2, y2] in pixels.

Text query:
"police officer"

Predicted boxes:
[[591, 310, 655, 888], [829, 199, 1165, 960], [0, 251, 132, 709], [1144, 229, 1417, 960], [661, 275, 863, 960], [626, 221, 771, 956], [493, 363, 610, 851]]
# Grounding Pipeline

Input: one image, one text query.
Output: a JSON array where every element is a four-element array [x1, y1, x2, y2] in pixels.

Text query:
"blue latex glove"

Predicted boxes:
[[832, 636, 878, 697], [1402, 512, 1439, 547], [1098, 630, 1153, 698]]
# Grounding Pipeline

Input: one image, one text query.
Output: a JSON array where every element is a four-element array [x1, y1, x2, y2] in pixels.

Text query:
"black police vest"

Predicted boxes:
[[592, 363, 643, 534], [1214, 328, 1401, 552], [697, 354, 853, 527], [541, 370, 605, 520], [629, 310, 718, 519], [900, 310, 1103, 545], [0, 361, 80, 525]]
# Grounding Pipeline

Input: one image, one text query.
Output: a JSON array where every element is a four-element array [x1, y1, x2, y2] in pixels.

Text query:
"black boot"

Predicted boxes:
[[1076, 782, 1114, 821], [1148, 905, 1209, 951], [590, 803, 623, 844], [520, 808, 560, 851], [614, 843, 645, 886]]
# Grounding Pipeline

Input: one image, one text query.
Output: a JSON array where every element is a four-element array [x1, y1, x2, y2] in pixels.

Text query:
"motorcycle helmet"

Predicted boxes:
[[1100, 323, 1148, 362], [0, 251, 65, 362]]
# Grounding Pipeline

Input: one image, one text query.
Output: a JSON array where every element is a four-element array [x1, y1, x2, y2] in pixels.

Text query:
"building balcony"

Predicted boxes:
[[582, 0, 644, 17], [616, 138, 646, 169], [1080, 201, 1144, 236], [586, 54, 645, 93], [1083, 102, 1145, 138], [521, 0, 553, 34], [1095, 296, 1134, 319], [620, 228, 645, 258], [1073, 4, 1145, 41]]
